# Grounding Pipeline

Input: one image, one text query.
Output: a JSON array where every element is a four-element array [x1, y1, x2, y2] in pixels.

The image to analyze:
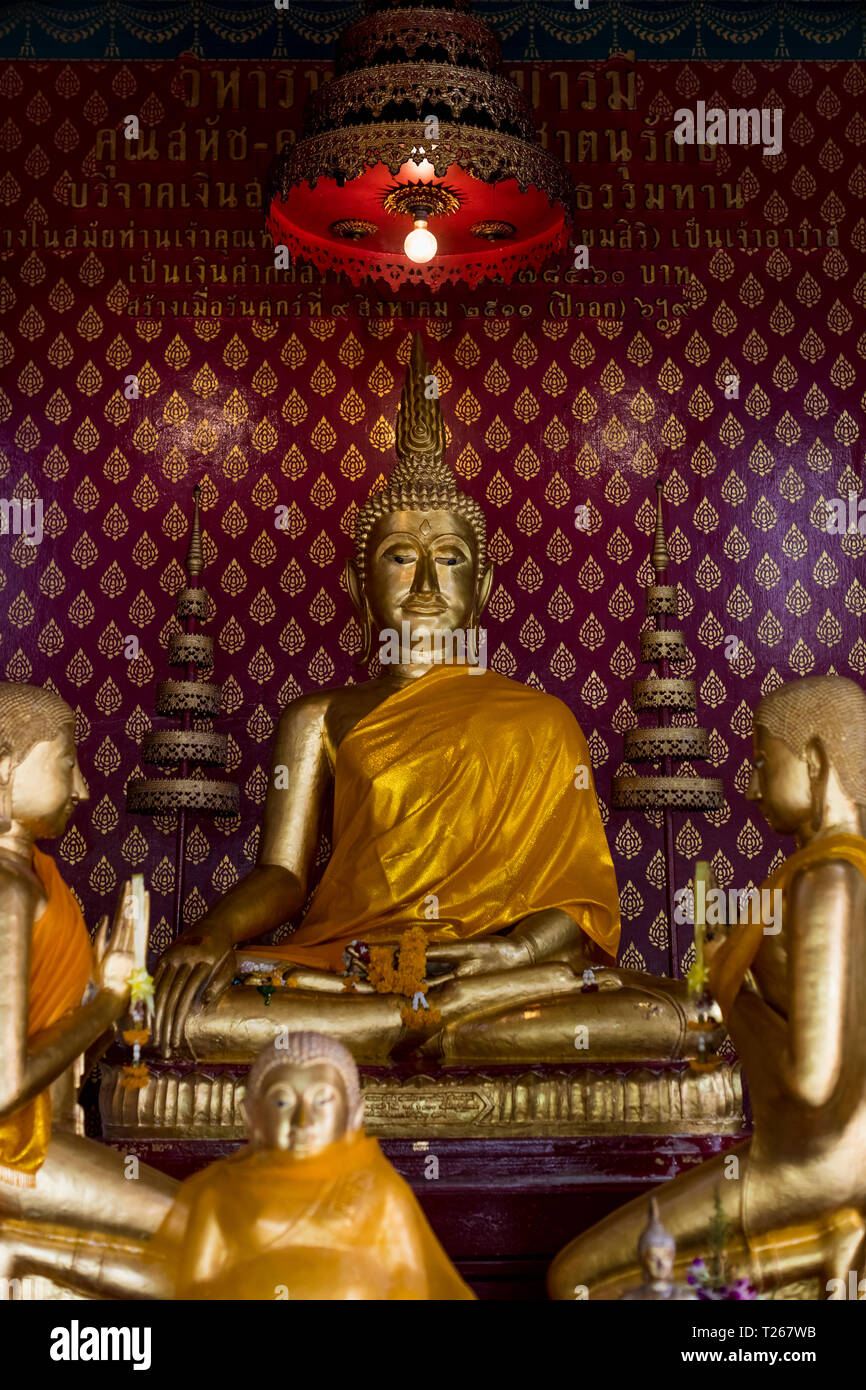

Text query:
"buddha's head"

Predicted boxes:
[[243, 1031, 365, 1159], [0, 682, 87, 838], [637, 1197, 676, 1284], [347, 334, 493, 668], [746, 676, 866, 837]]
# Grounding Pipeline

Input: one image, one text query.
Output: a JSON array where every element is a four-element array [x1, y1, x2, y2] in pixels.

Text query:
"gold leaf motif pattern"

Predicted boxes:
[[0, 59, 862, 977]]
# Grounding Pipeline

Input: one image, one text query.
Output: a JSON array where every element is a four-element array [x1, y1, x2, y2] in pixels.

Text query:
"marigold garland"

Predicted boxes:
[[367, 927, 441, 1031], [120, 1062, 150, 1091]]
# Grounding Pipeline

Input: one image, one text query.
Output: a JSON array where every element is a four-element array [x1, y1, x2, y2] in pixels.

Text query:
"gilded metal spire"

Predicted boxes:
[[651, 479, 669, 576], [185, 484, 204, 577]]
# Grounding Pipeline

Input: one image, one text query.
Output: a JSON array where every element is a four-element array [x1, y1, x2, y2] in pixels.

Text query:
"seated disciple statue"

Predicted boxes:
[[3, 1032, 476, 1301], [0, 683, 176, 1292], [549, 675, 866, 1299], [153, 334, 706, 1065], [145, 1031, 476, 1299]]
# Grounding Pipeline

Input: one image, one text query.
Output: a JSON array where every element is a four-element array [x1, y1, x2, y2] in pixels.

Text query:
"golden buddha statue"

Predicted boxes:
[[153, 334, 709, 1066], [4, 1032, 474, 1300], [549, 675, 866, 1300], [0, 682, 176, 1293]]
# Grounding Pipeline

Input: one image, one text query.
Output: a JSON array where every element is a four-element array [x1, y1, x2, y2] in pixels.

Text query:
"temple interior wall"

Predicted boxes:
[[1, 55, 863, 974]]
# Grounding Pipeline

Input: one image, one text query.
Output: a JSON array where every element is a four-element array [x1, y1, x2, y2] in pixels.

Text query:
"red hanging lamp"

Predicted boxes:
[[265, 0, 574, 291]]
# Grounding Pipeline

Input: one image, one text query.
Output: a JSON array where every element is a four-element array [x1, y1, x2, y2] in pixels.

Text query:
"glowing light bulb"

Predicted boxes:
[[404, 218, 437, 264]]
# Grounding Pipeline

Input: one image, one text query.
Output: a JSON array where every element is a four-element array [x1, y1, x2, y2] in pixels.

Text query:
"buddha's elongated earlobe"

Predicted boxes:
[[810, 769, 824, 832], [468, 565, 492, 667], [0, 750, 12, 834], [467, 609, 480, 665], [349, 1095, 365, 1133], [358, 594, 374, 667], [806, 737, 829, 833], [345, 556, 374, 667]]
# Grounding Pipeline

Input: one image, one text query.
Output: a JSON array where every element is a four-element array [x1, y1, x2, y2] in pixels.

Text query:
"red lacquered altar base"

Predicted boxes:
[[104, 1132, 746, 1300]]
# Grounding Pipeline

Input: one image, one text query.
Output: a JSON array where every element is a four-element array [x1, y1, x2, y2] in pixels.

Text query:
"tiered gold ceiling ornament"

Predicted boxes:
[[265, 0, 574, 289], [612, 482, 723, 972], [126, 486, 238, 938]]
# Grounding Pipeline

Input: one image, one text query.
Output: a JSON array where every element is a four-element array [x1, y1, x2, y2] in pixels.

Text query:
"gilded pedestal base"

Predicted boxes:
[[99, 1059, 744, 1141]]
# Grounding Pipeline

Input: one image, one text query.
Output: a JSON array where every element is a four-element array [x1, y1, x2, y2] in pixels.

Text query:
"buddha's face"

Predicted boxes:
[[745, 726, 815, 835], [364, 510, 479, 656], [644, 1246, 674, 1283], [5, 726, 89, 837], [248, 1060, 353, 1158]]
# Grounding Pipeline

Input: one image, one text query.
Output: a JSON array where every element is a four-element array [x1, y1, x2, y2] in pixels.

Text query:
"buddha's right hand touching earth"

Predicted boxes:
[[153, 863, 307, 1055], [153, 923, 237, 1056]]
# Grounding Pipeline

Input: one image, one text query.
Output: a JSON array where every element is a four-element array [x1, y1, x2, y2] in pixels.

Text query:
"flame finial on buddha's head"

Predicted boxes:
[[352, 333, 487, 580]]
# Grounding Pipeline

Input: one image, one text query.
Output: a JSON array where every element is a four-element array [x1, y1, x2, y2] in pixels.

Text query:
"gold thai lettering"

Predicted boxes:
[[278, 70, 294, 107], [125, 131, 158, 161], [577, 71, 596, 110], [607, 129, 631, 162], [95, 129, 117, 161], [197, 118, 219, 161], [211, 68, 240, 109], [606, 68, 636, 111], [247, 68, 267, 108], [227, 128, 248, 160], [549, 70, 569, 111], [167, 125, 187, 161], [576, 130, 597, 161], [180, 67, 200, 108]]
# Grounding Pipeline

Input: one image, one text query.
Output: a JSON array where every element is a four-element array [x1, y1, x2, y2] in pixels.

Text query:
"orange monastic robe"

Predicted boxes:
[[0, 847, 93, 1186], [262, 665, 621, 972], [146, 1132, 476, 1300]]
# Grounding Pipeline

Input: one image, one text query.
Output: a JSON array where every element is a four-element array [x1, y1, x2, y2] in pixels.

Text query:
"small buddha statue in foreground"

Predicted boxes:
[[5, 1032, 475, 1300], [152, 334, 711, 1066], [148, 1030, 475, 1299], [549, 675, 866, 1299], [620, 1198, 697, 1300], [0, 682, 176, 1292]]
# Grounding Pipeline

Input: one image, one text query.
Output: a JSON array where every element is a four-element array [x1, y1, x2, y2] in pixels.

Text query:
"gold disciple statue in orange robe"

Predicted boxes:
[[549, 676, 866, 1300], [0, 683, 176, 1293]]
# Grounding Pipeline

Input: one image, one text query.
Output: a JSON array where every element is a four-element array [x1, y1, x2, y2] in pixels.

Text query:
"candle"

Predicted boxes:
[[694, 859, 710, 975], [130, 873, 147, 973]]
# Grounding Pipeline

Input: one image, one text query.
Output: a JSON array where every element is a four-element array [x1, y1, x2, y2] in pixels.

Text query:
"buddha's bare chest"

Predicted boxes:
[[323, 680, 413, 763]]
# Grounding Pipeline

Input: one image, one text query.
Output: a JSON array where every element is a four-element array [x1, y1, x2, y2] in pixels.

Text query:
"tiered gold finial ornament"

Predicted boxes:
[[266, 0, 574, 289], [126, 486, 238, 935], [612, 482, 723, 969], [612, 483, 723, 812]]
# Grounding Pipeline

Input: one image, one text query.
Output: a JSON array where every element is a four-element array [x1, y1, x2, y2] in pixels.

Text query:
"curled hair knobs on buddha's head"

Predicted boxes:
[[755, 675, 866, 806], [243, 1031, 363, 1127], [0, 682, 76, 833]]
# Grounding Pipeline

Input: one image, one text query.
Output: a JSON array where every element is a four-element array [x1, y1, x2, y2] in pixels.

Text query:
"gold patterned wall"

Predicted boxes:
[[0, 57, 863, 976]]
